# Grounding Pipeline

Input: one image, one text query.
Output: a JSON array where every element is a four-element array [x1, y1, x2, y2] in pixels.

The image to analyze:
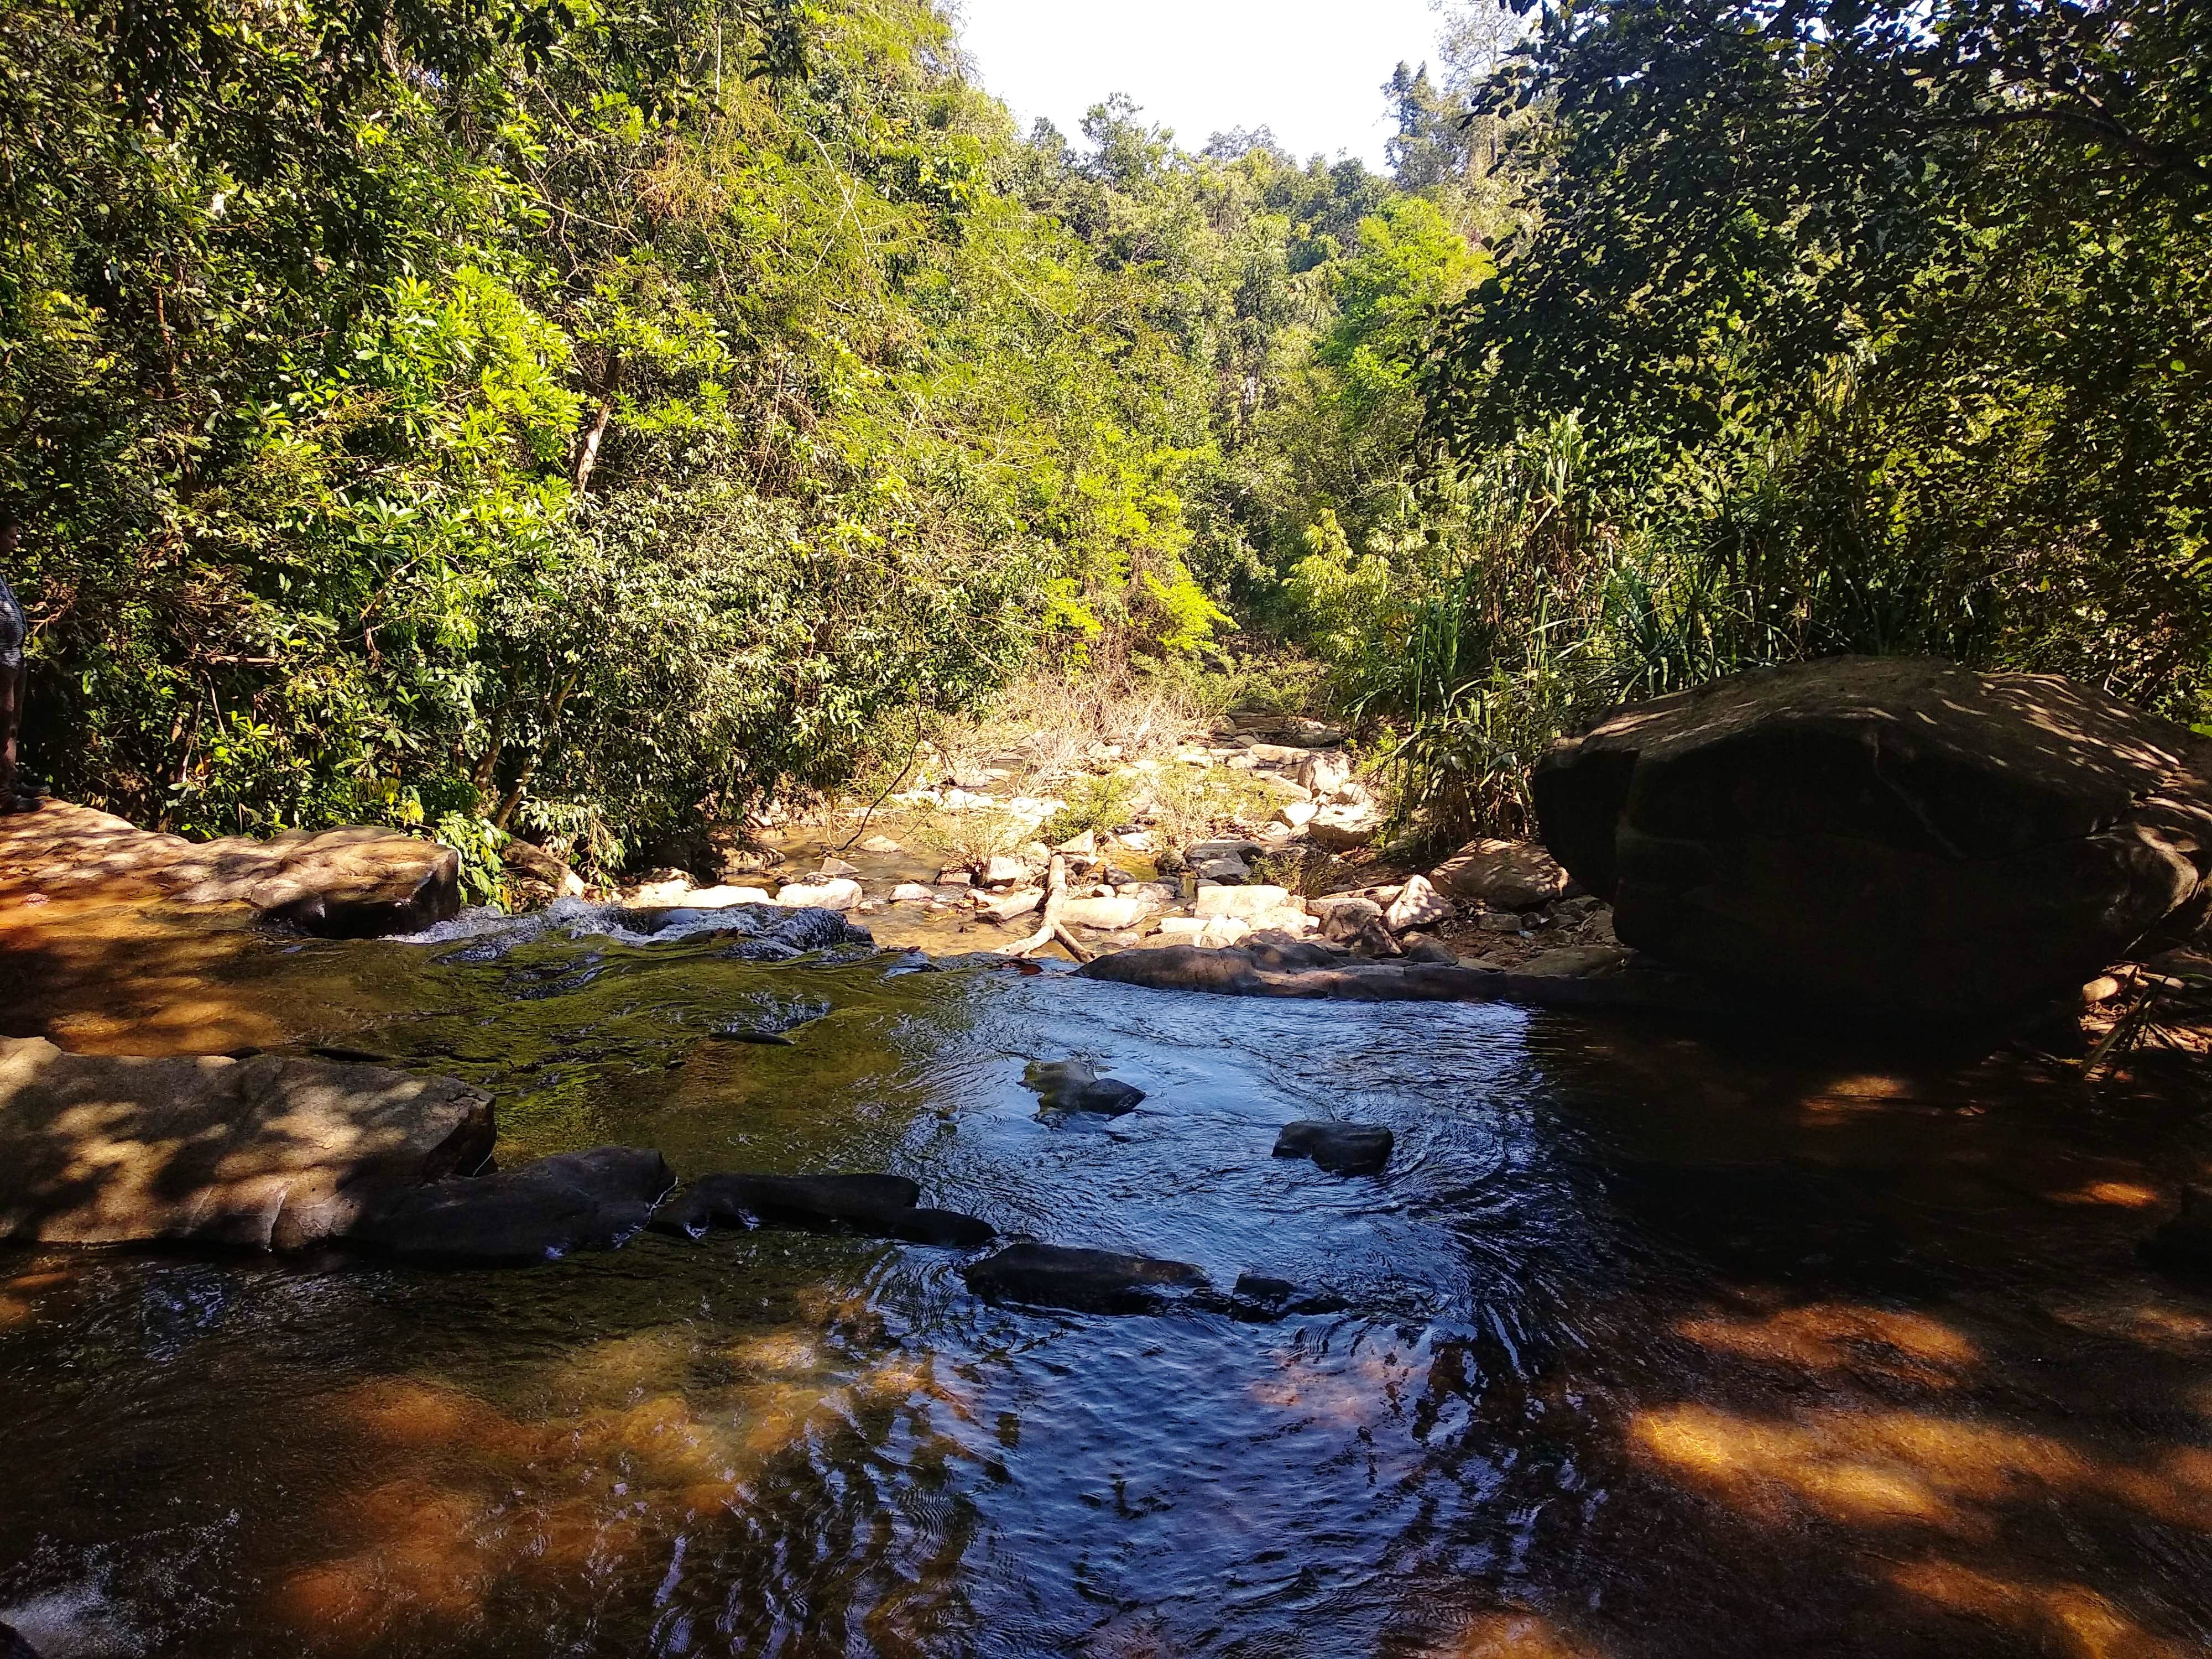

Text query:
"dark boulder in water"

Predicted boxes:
[[650, 1172, 995, 1248], [1, 1622, 40, 1659], [352, 1146, 673, 1265], [1022, 1059, 1145, 1115], [1533, 656, 2212, 1026], [962, 1241, 1207, 1313], [1274, 1120, 1394, 1176]]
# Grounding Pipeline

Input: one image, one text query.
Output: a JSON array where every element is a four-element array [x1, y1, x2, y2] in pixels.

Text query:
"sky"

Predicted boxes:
[[952, 0, 1451, 171]]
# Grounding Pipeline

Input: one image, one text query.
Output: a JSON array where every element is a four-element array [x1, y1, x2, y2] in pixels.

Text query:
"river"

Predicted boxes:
[[1, 906, 2208, 1656]]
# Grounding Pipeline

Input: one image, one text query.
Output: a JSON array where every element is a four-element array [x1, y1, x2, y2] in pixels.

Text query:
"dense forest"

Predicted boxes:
[[3, 0, 2206, 880]]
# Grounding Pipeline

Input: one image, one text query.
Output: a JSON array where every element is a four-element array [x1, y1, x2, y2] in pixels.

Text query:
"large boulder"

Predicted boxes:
[[1532, 658, 2212, 1024], [0, 801, 460, 936], [0, 1037, 494, 1248], [166, 824, 461, 936], [1430, 838, 1569, 910]]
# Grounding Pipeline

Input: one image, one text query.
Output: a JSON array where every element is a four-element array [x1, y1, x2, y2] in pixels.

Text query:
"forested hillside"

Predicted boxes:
[[4, 0, 2206, 873]]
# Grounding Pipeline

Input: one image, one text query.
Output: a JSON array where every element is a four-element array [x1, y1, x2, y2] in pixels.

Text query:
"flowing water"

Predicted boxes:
[[2, 904, 2210, 1658]]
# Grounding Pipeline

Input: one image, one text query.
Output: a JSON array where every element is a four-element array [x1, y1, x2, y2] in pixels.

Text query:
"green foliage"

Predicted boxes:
[[5, 0, 1293, 865], [1037, 771, 1140, 845], [1424, 0, 2212, 717]]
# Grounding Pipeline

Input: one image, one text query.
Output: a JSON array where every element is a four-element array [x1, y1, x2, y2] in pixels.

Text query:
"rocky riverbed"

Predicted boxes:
[[4, 679, 2212, 1658]]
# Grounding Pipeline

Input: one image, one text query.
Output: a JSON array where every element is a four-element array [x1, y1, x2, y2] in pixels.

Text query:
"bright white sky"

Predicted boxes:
[[952, 0, 1450, 170]]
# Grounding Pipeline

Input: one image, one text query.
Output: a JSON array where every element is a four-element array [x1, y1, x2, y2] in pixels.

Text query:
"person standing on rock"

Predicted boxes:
[[0, 521, 25, 812]]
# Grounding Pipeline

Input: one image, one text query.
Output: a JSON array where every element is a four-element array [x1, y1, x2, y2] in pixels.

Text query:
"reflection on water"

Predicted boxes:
[[2, 916, 2210, 1657]]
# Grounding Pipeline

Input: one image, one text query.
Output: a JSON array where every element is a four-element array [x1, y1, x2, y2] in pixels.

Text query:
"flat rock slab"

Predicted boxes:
[[0, 799, 459, 937], [1275, 1120, 1394, 1176], [0, 1036, 494, 1249], [1079, 942, 1730, 1016], [962, 1242, 1208, 1314], [1022, 1059, 1145, 1115], [651, 1172, 995, 1248], [353, 1146, 672, 1265]]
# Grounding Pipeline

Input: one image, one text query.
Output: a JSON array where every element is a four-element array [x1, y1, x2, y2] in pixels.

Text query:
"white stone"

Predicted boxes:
[[1054, 829, 1098, 855], [977, 886, 1043, 922], [1385, 874, 1453, 933], [775, 878, 862, 912], [1294, 752, 1352, 799], [679, 885, 775, 907], [982, 854, 1027, 886], [890, 882, 933, 902], [631, 877, 693, 905], [1194, 883, 1295, 921], [857, 834, 902, 854], [1061, 895, 1145, 931], [1306, 804, 1380, 851], [1275, 799, 1318, 828]]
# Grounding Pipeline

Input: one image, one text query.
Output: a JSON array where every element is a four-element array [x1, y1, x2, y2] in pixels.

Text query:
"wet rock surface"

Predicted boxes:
[[1022, 1058, 1146, 1115], [0, 1037, 495, 1249], [1535, 656, 2212, 1025], [650, 1172, 995, 1247], [1274, 1120, 1394, 1176], [962, 1241, 1209, 1313], [352, 1146, 673, 1265], [1079, 941, 1730, 1014]]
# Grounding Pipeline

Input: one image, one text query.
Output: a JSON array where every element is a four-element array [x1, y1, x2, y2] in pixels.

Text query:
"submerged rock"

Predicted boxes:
[[1022, 1058, 1146, 1115], [962, 1241, 1208, 1313], [1274, 1120, 1394, 1176], [0, 1037, 494, 1249], [710, 993, 831, 1044], [651, 1171, 994, 1247], [1534, 656, 2212, 1026], [1230, 1271, 1352, 1318], [353, 1146, 672, 1265]]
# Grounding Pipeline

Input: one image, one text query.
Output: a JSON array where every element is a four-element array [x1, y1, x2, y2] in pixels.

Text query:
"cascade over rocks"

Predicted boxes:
[[1533, 657, 2212, 1026], [0, 1037, 494, 1249]]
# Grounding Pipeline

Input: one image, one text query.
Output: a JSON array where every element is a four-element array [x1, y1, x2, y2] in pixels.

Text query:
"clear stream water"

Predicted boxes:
[[2, 907, 2209, 1658]]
